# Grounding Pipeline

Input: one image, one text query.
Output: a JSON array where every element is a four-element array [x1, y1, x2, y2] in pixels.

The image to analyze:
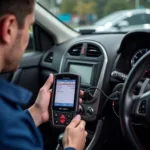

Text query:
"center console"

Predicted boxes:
[[59, 40, 108, 121], [61, 60, 103, 88]]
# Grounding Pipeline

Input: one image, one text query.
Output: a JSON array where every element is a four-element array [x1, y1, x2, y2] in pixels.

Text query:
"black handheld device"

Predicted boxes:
[[51, 73, 81, 127]]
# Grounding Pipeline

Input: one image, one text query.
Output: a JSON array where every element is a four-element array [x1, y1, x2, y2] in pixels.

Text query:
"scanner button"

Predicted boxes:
[[60, 114, 66, 124], [67, 114, 72, 119], [55, 120, 59, 124], [54, 112, 59, 118]]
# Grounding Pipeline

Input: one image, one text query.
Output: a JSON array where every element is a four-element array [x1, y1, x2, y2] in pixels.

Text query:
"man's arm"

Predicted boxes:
[[0, 110, 43, 150]]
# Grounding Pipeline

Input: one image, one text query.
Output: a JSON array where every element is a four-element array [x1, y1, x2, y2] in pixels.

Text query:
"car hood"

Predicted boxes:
[[75, 26, 97, 32], [75, 25, 118, 33]]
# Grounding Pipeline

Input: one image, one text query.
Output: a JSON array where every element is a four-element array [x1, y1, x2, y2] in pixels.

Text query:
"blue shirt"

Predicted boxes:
[[0, 79, 75, 150]]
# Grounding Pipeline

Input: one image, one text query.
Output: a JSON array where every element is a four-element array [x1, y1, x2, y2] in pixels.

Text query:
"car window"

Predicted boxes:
[[37, 0, 150, 33], [125, 14, 147, 26], [25, 27, 35, 53], [145, 14, 150, 24], [94, 11, 125, 26]]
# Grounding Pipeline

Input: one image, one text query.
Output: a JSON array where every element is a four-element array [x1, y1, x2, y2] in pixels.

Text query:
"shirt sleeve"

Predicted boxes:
[[0, 110, 43, 150], [64, 148, 76, 150]]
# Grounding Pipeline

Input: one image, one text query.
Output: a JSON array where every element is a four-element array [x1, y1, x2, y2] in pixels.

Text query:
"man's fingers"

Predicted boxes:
[[80, 90, 84, 96], [49, 89, 52, 96], [79, 105, 82, 110], [43, 74, 54, 90], [85, 131, 88, 137], [68, 115, 81, 128], [78, 120, 86, 130], [79, 98, 82, 104]]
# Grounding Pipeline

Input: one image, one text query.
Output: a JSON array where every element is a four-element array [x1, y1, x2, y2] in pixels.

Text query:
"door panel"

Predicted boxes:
[[0, 52, 43, 108]]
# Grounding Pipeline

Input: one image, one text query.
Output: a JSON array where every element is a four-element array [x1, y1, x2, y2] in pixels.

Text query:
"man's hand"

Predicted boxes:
[[29, 74, 54, 126], [63, 115, 87, 150], [29, 74, 84, 127]]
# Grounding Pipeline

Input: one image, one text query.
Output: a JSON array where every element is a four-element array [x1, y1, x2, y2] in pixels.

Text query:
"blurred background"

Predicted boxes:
[[37, 0, 150, 32]]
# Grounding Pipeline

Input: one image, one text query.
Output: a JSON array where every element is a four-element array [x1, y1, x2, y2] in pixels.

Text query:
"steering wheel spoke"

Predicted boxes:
[[133, 93, 148, 119], [134, 91, 150, 124]]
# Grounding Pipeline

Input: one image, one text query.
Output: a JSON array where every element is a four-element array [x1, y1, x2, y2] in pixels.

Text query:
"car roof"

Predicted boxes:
[[117, 8, 150, 14]]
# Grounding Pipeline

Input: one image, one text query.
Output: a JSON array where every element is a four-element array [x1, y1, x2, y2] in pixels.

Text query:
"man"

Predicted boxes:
[[0, 0, 87, 150]]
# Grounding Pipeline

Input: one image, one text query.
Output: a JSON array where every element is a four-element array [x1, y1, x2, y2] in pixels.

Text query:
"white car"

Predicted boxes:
[[75, 9, 150, 33]]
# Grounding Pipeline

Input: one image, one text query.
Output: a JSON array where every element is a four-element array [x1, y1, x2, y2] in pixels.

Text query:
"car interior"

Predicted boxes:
[[2, 2, 150, 150]]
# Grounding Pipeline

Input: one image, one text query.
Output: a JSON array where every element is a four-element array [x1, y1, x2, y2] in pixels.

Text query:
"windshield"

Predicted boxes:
[[37, 0, 150, 33], [94, 11, 125, 26]]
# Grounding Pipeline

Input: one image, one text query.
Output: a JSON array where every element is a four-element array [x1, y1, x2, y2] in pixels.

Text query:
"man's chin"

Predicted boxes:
[[2, 65, 19, 73]]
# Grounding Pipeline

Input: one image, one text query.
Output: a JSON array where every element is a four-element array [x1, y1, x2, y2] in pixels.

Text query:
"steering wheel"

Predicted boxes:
[[119, 51, 150, 150]]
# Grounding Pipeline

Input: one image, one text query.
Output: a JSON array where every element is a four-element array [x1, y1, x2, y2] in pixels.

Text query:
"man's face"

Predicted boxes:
[[0, 12, 35, 72]]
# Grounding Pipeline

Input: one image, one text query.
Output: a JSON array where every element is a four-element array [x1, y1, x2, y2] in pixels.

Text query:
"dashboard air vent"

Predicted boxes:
[[45, 52, 53, 63], [68, 44, 82, 56], [87, 44, 101, 57]]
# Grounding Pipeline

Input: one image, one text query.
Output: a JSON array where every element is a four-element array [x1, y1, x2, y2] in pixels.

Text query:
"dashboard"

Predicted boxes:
[[37, 30, 150, 149], [114, 31, 150, 79], [40, 30, 150, 124], [41, 33, 124, 122]]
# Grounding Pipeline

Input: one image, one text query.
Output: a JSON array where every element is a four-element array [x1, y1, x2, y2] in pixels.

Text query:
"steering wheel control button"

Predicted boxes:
[[60, 114, 66, 124], [87, 107, 94, 115], [139, 100, 146, 114]]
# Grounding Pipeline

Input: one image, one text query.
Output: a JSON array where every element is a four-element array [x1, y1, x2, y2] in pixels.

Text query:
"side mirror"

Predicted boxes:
[[117, 20, 129, 28]]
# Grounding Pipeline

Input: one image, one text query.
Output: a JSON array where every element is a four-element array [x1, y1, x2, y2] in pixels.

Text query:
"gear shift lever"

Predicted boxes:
[[56, 133, 64, 150]]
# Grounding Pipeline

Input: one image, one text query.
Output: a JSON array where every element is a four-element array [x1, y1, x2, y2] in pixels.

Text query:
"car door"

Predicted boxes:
[[119, 13, 149, 32]]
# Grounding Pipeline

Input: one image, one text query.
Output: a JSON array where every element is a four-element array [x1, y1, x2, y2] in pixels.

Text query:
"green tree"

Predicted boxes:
[[103, 0, 134, 16], [60, 0, 76, 14], [139, 0, 150, 8], [93, 0, 108, 18], [75, 0, 96, 16]]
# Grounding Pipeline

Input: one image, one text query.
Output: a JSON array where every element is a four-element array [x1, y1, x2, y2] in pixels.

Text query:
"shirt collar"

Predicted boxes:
[[0, 79, 32, 105]]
